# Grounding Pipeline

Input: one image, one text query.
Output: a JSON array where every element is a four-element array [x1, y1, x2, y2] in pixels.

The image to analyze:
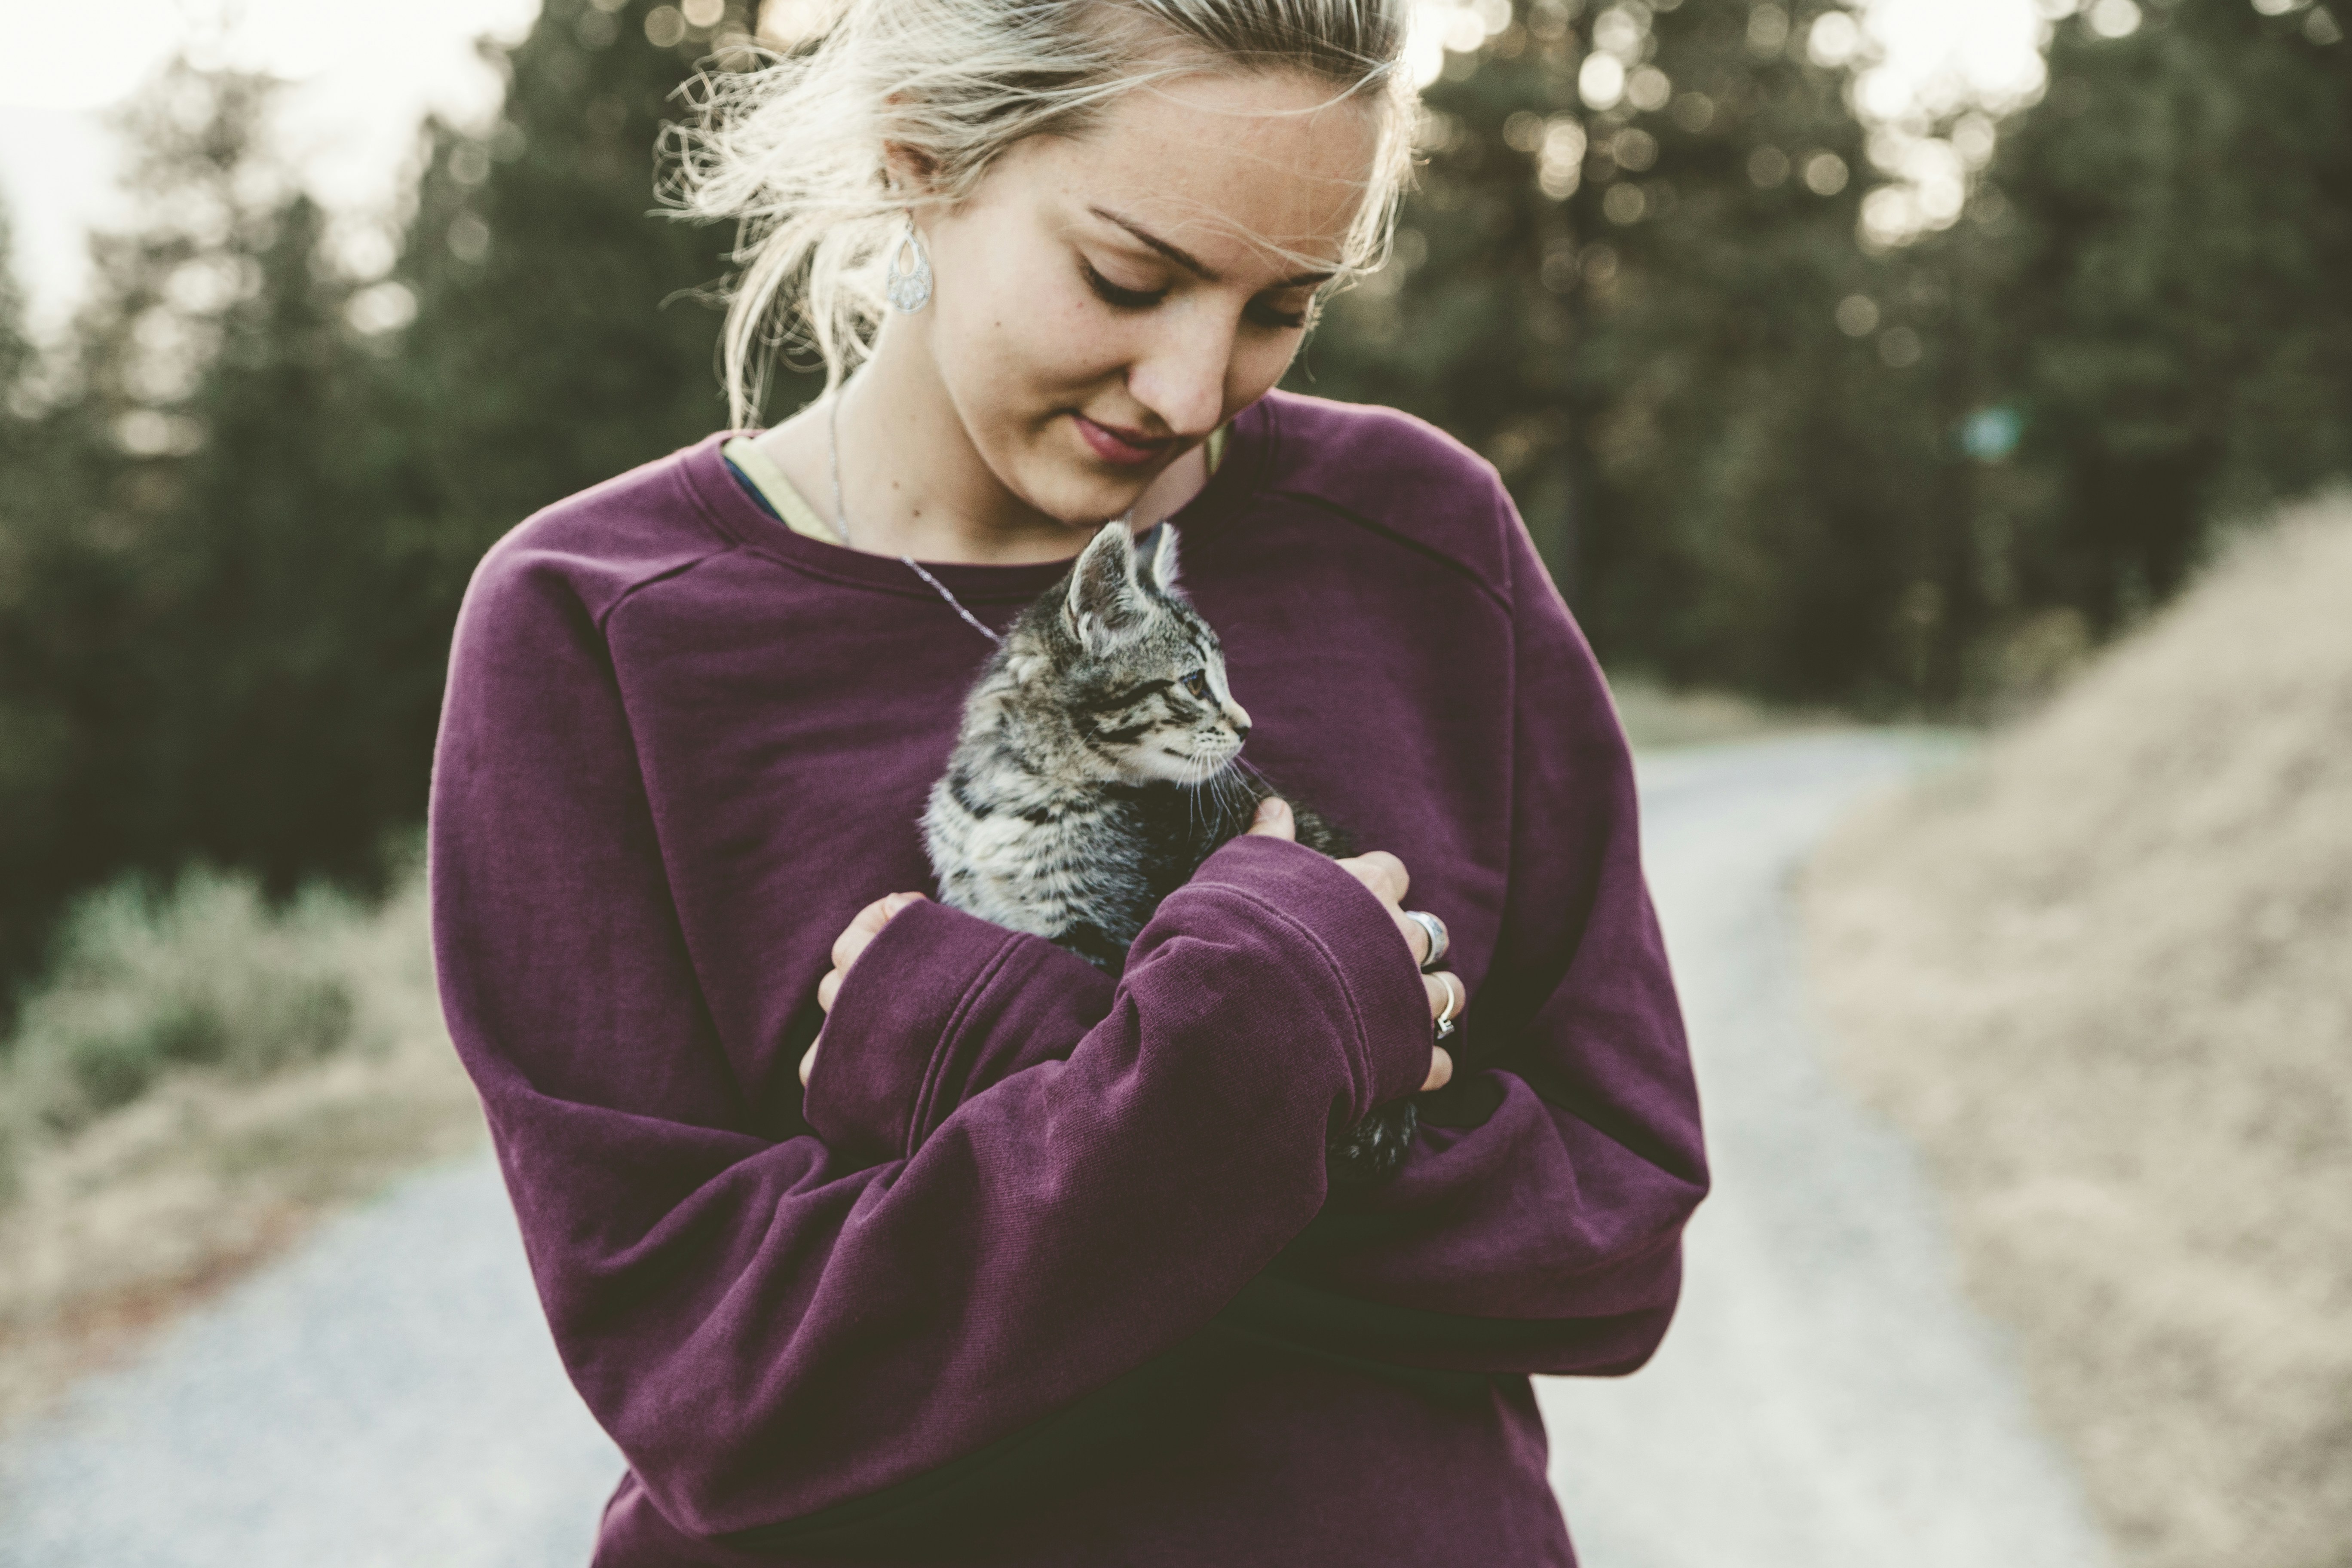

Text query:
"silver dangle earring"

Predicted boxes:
[[883, 215, 933, 313]]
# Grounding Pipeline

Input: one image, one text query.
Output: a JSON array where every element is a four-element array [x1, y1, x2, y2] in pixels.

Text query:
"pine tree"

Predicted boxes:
[[0, 205, 31, 409], [0, 61, 395, 983], [380, 0, 803, 587], [0, 5, 795, 980], [1297, 0, 1972, 703], [0, 199, 74, 996], [0, 62, 290, 983], [1969, 0, 2352, 630]]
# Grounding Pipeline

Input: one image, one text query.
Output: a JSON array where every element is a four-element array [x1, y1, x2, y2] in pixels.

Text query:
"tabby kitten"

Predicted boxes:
[[922, 520, 1418, 1186]]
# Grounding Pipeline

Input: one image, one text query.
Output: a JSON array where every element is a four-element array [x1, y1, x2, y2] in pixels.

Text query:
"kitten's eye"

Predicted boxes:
[[1181, 670, 1211, 701]]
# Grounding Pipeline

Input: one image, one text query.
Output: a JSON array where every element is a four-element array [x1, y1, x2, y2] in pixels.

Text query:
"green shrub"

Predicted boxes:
[[1, 867, 377, 1139]]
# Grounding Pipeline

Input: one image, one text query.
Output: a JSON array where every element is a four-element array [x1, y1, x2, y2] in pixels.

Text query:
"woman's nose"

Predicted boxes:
[[1128, 310, 1234, 439]]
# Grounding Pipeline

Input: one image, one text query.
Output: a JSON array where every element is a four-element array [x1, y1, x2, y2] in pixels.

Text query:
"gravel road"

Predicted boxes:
[[1540, 732, 2113, 1568], [0, 731, 2114, 1567]]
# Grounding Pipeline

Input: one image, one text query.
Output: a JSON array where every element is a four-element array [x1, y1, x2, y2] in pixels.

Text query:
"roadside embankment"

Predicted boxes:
[[0, 858, 483, 1433], [1803, 495, 2352, 1568]]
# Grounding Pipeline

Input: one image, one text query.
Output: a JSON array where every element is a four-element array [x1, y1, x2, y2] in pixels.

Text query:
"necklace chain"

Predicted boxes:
[[827, 383, 1007, 647], [826, 378, 1135, 649]]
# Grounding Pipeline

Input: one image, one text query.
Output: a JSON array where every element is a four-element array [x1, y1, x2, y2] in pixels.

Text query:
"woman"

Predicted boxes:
[[429, 2, 1708, 1563]]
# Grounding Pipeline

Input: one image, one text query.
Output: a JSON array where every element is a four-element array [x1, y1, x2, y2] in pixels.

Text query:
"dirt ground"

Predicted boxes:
[[1802, 496, 2352, 1568], [0, 881, 485, 1436]]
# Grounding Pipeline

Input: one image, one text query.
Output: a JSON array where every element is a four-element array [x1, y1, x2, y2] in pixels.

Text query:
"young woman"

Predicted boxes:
[[428, 2, 1708, 1563]]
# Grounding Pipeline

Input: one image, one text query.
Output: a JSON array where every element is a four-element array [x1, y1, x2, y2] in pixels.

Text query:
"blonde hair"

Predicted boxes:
[[659, 0, 1418, 428]]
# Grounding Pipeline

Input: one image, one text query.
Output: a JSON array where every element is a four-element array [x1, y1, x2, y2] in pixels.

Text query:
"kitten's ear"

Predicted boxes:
[[1142, 524, 1181, 595], [1064, 520, 1143, 653]]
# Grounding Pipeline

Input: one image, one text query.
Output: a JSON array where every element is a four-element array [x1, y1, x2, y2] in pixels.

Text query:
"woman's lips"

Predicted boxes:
[[1072, 413, 1173, 468]]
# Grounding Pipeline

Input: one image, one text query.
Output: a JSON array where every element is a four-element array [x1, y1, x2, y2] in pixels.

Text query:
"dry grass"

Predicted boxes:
[[1802, 493, 2352, 1568], [0, 871, 484, 1435]]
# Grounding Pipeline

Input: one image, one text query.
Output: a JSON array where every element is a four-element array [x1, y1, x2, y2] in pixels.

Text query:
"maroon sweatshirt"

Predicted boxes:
[[428, 390, 1708, 1565]]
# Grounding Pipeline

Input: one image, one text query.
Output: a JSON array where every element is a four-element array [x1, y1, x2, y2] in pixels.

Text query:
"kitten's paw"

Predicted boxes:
[[1324, 1100, 1418, 1188]]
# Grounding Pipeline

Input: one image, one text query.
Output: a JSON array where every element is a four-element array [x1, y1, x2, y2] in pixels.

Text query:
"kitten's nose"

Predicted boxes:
[[1223, 698, 1252, 738]]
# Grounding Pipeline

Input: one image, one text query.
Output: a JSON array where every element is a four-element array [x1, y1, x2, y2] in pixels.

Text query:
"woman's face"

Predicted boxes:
[[908, 68, 1381, 527]]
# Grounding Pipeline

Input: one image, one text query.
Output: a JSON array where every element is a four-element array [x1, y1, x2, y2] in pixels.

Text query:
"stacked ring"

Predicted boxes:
[[1402, 909, 1449, 972], [1433, 972, 1464, 1041]]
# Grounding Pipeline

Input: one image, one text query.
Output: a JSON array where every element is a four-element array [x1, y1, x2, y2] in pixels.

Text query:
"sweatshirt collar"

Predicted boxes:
[[680, 397, 1276, 605]]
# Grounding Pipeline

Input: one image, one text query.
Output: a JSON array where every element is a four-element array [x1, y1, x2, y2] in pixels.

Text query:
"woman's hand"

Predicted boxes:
[[801, 805, 1459, 1095], [1247, 797, 1456, 1094], [803, 891, 928, 1086]]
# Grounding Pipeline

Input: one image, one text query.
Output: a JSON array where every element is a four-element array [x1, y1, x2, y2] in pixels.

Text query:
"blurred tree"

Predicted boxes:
[[9, 0, 2344, 991], [0, 2, 786, 986], [1968, 0, 2352, 633], [1296, 0, 1968, 704], [380, 0, 808, 597], [331, 0, 818, 891], [0, 62, 390, 994], [0, 206, 30, 404], [0, 199, 72, 997]]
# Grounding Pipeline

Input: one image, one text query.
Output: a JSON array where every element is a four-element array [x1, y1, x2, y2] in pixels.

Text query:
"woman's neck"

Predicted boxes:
[[748, 322, 1210, 567], [840, 329, 1074, 563]]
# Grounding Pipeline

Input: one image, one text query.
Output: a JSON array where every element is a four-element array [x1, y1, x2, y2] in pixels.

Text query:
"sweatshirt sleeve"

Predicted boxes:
[[427, 536, 1436, 1547], [798, 898, 1117, 1167], [1231, 501, 1709, 1379], [799, 493, 1709, 1384]]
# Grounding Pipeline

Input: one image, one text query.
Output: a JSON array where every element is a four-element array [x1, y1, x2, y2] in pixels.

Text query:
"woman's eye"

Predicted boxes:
[[1182, 670, 1211, 700], [1247, 297, 1313, 331], [1082, 260, 1169, 311]]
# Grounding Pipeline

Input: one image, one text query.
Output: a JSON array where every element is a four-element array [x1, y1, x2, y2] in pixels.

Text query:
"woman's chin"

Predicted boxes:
[[1015, 434, 1172, 524], [1043, 478, 1158, 528]]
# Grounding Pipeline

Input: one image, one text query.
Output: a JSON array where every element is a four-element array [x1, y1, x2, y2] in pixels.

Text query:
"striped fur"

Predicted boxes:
[[922, 521, 1417, 1185]]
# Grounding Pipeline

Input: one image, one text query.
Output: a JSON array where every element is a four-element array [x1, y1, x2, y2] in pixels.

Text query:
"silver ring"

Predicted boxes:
[[1432, 971, 1463, 1041], [1402, 910, 1449, 973]]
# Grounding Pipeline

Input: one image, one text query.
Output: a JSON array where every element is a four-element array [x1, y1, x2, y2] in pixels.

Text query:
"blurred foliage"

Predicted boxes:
[[383, 0, 811, 577], [5, 866, 366, 1140], [1958, 0, 2352, 631], [0, 838, 449, 1210], [0, 1, 796, 999], [1297, 0, 1963, 701], [1295, 0, 2351, 705], [0, 0, 2346, 993]]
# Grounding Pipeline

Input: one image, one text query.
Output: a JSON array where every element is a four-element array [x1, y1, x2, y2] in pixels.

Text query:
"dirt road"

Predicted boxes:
[[1540, 733, 2113, 1568]]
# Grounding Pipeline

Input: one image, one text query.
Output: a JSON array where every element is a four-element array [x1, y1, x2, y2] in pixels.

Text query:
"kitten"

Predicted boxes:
[[922, 520, 1418, 1187]]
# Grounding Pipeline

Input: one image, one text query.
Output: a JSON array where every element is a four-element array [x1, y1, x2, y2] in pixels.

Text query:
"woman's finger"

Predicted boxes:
[[1424, 971, 1461, 1020], [1337, 849, 1409, 907], [1395, 907, 1433, 965], [800, 1032, 822, 1087], [1424, 1044, 1454, 1093], [817, 968, 843, 1013], [831, 897, 892, 970], [830, 891, 926, 970], [1247, 796, 1296, 840], [832, 926, 876, 974]]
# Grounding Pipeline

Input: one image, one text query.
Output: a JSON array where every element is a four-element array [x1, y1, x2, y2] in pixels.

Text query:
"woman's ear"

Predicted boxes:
[[880, 138, 940, 199]]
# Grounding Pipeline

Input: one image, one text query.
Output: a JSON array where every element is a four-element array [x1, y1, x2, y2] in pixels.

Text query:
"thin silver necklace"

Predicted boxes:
[[826, 381, 1131, 648]]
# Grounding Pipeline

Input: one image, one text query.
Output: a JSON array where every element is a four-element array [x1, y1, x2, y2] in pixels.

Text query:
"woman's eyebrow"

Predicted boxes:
[[1085, 205, 1336, 290]]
